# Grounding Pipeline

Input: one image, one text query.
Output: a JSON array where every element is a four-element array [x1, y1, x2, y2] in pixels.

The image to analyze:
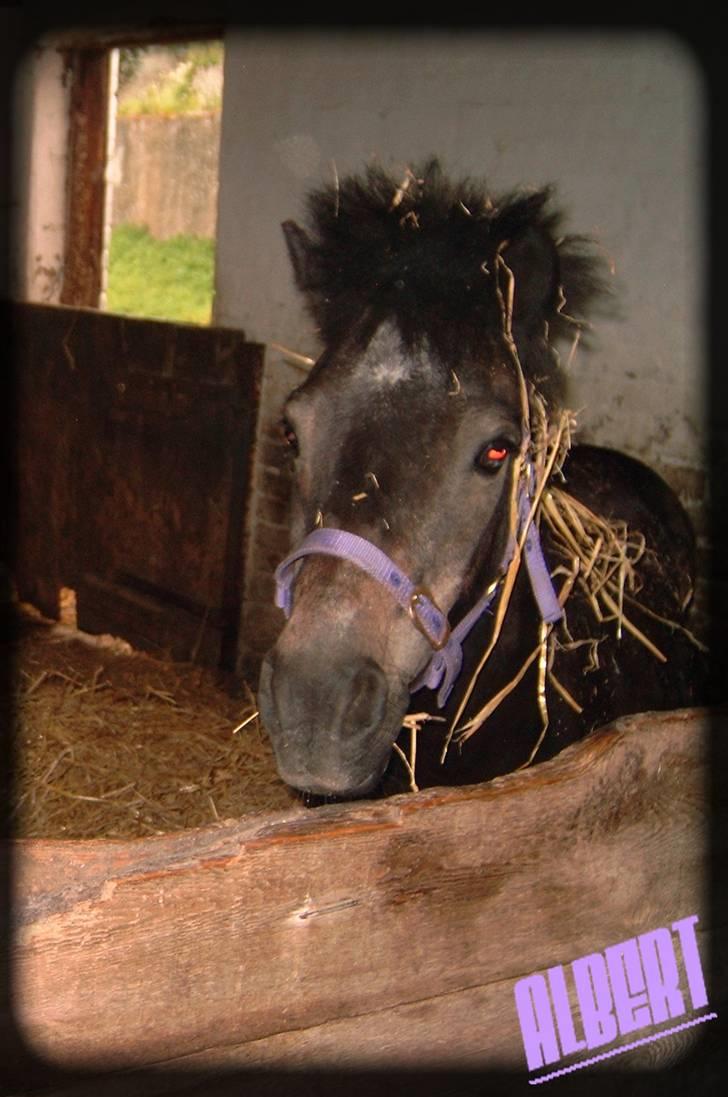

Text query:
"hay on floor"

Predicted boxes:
[[8, 607, 297, 840]]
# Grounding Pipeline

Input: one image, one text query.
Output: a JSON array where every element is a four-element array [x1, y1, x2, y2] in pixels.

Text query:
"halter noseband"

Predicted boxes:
[[274, 472, 562, 708]]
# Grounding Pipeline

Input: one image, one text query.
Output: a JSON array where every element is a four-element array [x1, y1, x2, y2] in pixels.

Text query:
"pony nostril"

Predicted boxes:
[[259, 646, 398, 797], [257, 654, 281, 733], [341, 659, 388, 739]]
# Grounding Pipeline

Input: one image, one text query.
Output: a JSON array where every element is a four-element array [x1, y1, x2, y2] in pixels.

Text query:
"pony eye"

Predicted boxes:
[[475, 441, 511, 473], [280, 418, 299, 457]]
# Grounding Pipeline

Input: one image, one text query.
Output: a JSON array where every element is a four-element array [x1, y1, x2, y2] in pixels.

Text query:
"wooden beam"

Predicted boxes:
[[7, 707, 720, 1076], [60, 49, 110, 308], [41, 24, 225, 51]]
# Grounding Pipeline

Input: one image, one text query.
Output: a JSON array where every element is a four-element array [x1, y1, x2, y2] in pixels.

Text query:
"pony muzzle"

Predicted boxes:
[[258, 646, 408, 797]]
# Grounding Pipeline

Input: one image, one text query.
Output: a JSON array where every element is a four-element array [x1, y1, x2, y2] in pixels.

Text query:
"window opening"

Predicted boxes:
[[102, 41, 224, 325]]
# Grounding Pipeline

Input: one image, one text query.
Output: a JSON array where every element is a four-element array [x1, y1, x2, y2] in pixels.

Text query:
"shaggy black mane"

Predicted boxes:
[[289, 158, 608, 382]]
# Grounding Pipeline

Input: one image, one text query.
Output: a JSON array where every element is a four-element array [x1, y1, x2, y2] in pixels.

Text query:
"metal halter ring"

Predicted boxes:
[[408, 587, 451, 651]]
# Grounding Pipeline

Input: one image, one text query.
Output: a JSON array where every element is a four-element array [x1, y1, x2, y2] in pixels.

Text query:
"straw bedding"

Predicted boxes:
[[8, 607, 297, 840]]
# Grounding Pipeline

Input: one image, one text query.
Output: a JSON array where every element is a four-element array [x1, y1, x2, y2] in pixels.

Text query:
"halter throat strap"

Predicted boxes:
[[274, 478, 562, 708]]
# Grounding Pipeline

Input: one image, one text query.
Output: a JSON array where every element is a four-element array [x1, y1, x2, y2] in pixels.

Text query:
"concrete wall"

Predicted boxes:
[[213, 29, 708, 632], [110, 113, 221, 239]]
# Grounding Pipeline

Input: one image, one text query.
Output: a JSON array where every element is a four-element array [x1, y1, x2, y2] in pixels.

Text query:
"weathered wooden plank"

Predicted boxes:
[[108, 955, 711, 1075], [7, 707, 718, 1074], [11, 302, 263, 668], [11, 304, 84, 619], [11, 968, 713, 1097]]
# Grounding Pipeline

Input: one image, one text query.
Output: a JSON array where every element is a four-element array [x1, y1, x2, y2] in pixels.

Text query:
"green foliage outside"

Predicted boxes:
[[117, 43, 223, 117], [106, 224, 215, 325]]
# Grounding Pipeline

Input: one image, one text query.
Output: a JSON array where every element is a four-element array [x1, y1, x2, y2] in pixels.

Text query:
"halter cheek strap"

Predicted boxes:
[[274, 479, 562, 708]]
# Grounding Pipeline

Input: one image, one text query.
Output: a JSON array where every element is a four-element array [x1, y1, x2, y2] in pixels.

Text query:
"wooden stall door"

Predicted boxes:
[[12, 302, 263, 669]]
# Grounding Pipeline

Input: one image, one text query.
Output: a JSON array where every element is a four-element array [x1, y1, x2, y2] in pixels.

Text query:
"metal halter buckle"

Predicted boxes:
[[408, 587, 451, 651]]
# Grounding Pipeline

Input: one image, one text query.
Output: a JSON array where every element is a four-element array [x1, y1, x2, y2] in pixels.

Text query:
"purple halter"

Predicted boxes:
[[274, 474, 562, 708]]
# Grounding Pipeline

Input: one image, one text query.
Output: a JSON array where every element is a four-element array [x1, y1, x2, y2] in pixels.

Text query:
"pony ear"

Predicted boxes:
[[501, 225, 559, 335], [282, 220, 316, 292]]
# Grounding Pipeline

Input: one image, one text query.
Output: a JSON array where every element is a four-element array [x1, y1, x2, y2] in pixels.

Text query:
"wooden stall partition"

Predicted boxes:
[[6, 707, 723, 1078], [12, 302, 263, 669]]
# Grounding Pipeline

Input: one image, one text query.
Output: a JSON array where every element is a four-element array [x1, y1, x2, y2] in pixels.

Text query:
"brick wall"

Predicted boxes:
[[236, 352, 306, 680]]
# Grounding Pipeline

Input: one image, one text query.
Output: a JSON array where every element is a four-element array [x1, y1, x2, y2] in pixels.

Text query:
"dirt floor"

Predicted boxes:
[[6, 607, 297, 840]]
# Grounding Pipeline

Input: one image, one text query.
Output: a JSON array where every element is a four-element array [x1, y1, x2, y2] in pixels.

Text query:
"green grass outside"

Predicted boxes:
[[106, 224, 215, 325]]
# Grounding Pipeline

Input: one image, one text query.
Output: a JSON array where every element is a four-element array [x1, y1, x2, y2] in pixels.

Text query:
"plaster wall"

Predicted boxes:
[[214, 30, 705, 474], [10, 43, 71, 303]]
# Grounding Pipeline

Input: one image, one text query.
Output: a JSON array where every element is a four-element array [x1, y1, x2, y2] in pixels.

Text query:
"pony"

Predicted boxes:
[[257, 159, 705, 800]]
